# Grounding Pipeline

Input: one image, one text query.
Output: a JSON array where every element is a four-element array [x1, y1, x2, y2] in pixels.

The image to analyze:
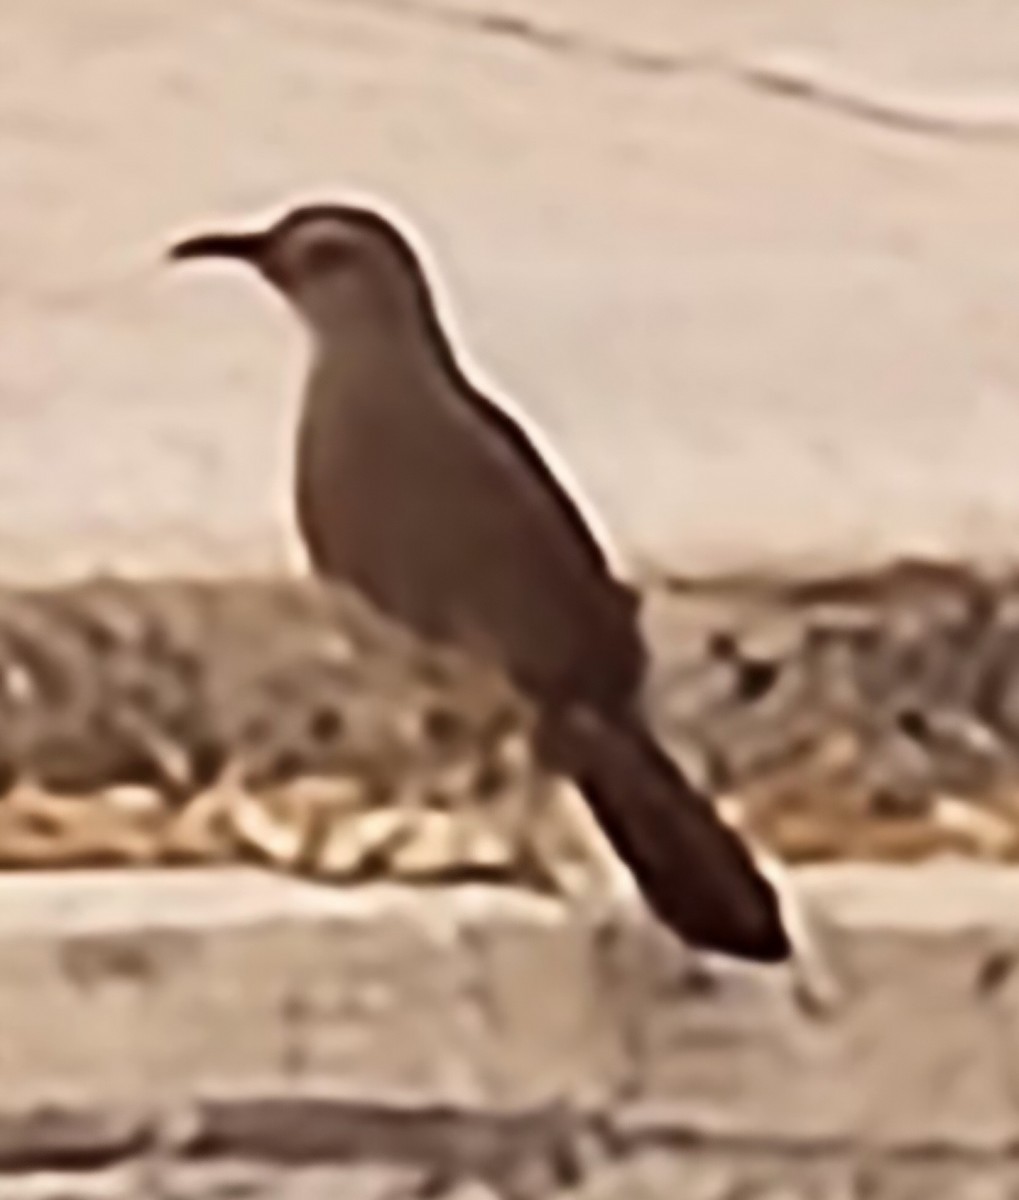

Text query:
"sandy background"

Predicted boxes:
[[4, 0, 1019, 580]]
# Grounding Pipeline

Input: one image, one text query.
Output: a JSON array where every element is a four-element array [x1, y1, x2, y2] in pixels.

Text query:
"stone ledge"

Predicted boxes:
[[0, 868, 1017, 1157]]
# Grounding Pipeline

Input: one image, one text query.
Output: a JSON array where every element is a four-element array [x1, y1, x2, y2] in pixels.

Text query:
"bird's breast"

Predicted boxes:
[[295, 378, 467, 631]]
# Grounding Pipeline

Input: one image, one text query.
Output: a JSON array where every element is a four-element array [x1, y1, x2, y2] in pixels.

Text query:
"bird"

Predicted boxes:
[[168, 201, 790, 962]]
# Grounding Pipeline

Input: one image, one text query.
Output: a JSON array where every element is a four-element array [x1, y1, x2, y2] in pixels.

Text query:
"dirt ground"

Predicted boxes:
[[0, 566, 1018, 877]]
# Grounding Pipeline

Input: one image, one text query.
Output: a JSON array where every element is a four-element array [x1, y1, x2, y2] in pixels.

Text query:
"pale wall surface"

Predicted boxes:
[[4, 1, 1019, 579]]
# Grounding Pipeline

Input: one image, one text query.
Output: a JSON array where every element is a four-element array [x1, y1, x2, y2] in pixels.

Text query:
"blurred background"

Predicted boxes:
[[6, 0, 1019, 580], [2, 3, 1019, 1198]]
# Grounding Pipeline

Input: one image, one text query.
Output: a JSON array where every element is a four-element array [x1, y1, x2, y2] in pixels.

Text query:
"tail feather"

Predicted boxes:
[[547, 710, 789, 962]]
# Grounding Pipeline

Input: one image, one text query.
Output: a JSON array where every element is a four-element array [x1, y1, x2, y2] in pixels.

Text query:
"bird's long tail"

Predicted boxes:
[[543, 709, 790, 961]]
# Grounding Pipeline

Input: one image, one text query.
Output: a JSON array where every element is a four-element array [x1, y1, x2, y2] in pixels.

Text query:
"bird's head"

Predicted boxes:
[[169, 203, 437, 343]]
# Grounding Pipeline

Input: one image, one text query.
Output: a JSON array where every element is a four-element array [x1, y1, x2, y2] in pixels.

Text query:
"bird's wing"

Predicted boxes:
[[464, 384, 617, 577], [446, 385, 647, 712]]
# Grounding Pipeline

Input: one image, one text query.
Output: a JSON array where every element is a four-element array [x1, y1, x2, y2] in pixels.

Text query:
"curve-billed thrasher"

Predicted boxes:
[[170, 202, 789, 962]]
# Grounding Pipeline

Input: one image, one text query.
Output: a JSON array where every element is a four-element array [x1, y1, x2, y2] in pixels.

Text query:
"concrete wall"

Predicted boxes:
[[0, 866, 1017, 1198], [4, 1, 1019, 580]]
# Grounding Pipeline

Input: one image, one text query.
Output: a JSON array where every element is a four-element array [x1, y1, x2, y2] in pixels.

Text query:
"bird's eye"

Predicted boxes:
[[304, 239, 353, 275]]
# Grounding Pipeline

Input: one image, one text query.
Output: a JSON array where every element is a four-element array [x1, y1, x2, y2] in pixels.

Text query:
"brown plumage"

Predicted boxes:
[[170, 202, 789, 961]]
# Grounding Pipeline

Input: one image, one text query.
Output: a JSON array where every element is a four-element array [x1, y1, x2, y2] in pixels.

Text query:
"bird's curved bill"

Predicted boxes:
[[168, 231, 267, 264]]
